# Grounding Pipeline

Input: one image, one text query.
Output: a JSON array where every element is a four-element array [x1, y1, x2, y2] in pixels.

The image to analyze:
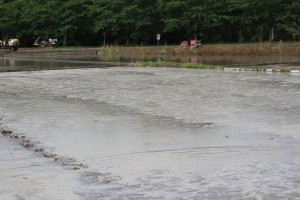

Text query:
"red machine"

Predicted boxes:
[[180, 39, 201, 49]]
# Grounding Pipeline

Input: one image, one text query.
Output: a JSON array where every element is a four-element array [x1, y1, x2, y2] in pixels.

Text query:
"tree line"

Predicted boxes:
[[1, 0, 299, 46]]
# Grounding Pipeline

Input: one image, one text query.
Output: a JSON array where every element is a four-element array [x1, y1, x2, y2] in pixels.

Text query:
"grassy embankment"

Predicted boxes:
[[99, 42, 300, 72], [137, 61, 300, 72], [99, 42, 300, 56]]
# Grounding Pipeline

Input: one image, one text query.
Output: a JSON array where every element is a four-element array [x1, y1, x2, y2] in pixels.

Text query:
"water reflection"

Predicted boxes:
[[1, 54, 300, 72]]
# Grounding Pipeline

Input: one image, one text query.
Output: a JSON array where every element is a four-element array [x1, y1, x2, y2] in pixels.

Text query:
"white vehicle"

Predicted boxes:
[[34, 36, 57, 47]]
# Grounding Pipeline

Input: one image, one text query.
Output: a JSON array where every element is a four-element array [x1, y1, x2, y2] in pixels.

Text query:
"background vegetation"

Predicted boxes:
[[1, 0, 299, 46]]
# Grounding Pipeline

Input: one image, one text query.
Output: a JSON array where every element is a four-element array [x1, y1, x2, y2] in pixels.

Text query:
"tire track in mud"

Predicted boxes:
[[0, 125, 121, 187], [1, 124, 84, 171], [0, 118, 283, 167], [0, 122, 278, 193], [2, 121, 299, 200], [84, 145, 282, 163]]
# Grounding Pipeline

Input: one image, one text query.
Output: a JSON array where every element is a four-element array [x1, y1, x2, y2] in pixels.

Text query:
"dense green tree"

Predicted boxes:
[[18, 0, 59, 45], [1, 0, 299, 46], [88, 0, 156, 45], [277, 0, 300, 40], [0, 0, 21, 39], [57, 0, 91, 46]]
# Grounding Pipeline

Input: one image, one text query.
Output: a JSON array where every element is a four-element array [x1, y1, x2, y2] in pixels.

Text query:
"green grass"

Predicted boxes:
[[139, 62, 221, 69], [98, 42, 300, 56], [138, 61, 299, 72]]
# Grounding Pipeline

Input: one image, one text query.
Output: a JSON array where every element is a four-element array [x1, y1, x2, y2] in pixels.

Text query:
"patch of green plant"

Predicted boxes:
[[279, 67, 297, 72], [99, 46, 121, 54], [139, 62, 178, 68], [179, 63, 221, 69], [139, 61, 223, 69], [139, 61, 298, 72]]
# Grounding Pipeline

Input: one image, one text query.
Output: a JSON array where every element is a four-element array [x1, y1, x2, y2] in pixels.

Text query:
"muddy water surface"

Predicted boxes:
[[2, 53, 300, 71], [0, 59, 300, 199]]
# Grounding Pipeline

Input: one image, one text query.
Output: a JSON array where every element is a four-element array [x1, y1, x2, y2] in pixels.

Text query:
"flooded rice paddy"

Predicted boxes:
[[0, 56, 300, 199]]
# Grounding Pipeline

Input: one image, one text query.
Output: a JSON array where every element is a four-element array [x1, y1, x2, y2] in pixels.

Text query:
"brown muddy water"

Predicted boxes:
[[0, 55, 300, 199], [94, 54, 300, 66], [1, 51, 300, 72]]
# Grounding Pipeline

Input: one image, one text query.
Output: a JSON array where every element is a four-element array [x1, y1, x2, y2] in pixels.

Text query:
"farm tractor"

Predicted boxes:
[[0, 38, 20, 51], [34, 36, 57, 47], [180, 39, 201, 49]]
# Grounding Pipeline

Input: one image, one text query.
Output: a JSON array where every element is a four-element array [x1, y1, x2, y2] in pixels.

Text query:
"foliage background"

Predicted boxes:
[[1, 0, 299, 46]]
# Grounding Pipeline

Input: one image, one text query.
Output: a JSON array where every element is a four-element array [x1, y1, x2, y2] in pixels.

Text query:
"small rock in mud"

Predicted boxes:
[[43, 153, 58, 158], [80, 171, 120, 185], [1, 129, 13, 136], [35, 148, 44, 152], [23, 143, 34, 149], [56, 157, 78, 166]]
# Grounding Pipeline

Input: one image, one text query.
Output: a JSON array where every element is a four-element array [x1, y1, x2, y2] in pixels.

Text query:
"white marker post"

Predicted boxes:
[[157, 34, 160, 46]]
